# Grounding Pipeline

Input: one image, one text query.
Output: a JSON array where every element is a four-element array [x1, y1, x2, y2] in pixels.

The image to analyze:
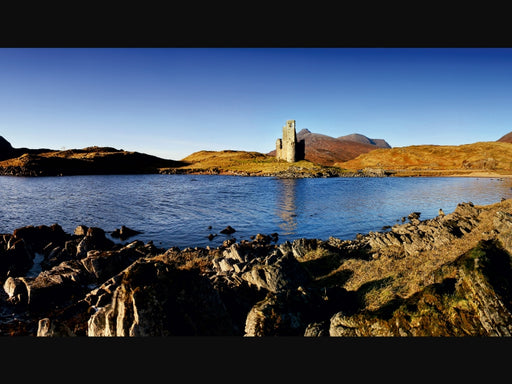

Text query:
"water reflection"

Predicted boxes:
[[276, 178, 298, 235]]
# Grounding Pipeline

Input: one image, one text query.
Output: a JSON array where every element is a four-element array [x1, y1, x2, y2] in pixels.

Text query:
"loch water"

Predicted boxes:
[[1, 174, 511, 249]]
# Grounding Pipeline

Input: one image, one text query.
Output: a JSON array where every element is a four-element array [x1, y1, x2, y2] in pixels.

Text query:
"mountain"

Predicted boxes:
[[498, 131, 512, 143], [0, 136, 53, 161], [269, 129, 391, 166], [0, 136, 13, 150], [337, 133, 391, 148], [0, 136, 14, 161]]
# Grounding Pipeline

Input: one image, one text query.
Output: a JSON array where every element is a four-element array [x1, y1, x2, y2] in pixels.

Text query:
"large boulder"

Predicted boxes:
[[80, 241, 148, 282], [87, 260, 236, 336], [241, 252, 311, 293], [13, 224, 69, 254], [76, 227, 115, 258], [244, 290, 308, 336], [111, 226, 142, 241], [0, 237, 33, 280], [4, 240, 153, 313]]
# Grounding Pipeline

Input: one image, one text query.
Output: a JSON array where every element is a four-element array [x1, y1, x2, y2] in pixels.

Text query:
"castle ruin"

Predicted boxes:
[[275, 119, 304, 162]]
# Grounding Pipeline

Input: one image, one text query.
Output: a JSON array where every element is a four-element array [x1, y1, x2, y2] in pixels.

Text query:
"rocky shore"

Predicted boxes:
[[1, 198, 512, 336], [159, 165, 392, 178]]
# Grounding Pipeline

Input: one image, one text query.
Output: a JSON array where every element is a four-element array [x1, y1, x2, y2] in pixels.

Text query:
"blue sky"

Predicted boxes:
[[1, 47, 511, 160]]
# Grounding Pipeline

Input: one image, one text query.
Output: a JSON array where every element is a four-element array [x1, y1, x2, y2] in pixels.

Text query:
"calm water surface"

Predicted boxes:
[[1, 174, 511, 249]]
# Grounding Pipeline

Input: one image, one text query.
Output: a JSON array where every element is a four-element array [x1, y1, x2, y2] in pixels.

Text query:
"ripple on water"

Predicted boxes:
[[0, 175, 511, 249]]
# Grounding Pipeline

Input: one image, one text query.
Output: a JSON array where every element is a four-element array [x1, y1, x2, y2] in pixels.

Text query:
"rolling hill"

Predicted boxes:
[[0, 138, 186, 176], [336, 141, 512, 176], [169, 150, 347, 177]]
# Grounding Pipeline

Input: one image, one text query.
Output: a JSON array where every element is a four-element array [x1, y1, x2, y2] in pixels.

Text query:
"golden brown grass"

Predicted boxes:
[[325, 199, 512, 310], [336, 141, 512, 175], [0, 147, 122, 166], [171, 150, 340, 175]]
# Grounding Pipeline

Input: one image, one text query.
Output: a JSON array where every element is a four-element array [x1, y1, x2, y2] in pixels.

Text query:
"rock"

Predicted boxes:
[[244, 291, 307, 336], [74, 225, 88, 236], [494, 210, 512, 254], [220, 226, 236, 235], [79, 246, 144, 282], [76, 227, 115, 258], [0, 238, 33, 279], [111, 225, 142, 240], [3, 276, 30, 304], [253, 233, 273, 244], [13, 224, 68, 254], [408, 212, 421, 225], [87, 260, 236, 336], [37, 318, 75, 337], [304, 321, 329, 336], [222, 238, 236, 248], [86, 227, 106, 238], [241, 253, 311, 293], [3, 239, 151, 313], [22, 261, 90, 310], [40, 245, 70, 270], [1, 198, 512, 337], [215, 258, 235, 273], [328, 239, 512, 336], [36, 299, 93, 336], [222, 243, 246, 263]]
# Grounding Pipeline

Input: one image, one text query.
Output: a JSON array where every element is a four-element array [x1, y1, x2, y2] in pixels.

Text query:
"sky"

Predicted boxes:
[[1, 47, 511, 160]]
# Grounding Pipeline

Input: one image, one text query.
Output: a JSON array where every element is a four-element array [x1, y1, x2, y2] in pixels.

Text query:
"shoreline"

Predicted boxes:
[[0, 198, 511, 336], [162, 168, 512, 178], [2, 164, 511, 179]]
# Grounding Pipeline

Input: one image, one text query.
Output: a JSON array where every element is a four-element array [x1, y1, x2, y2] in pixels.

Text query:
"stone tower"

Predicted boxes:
[[276, 119, 298, 163]]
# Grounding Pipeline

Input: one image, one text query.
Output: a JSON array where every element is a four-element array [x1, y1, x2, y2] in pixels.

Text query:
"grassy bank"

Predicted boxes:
[[160, 150, 351, 177]]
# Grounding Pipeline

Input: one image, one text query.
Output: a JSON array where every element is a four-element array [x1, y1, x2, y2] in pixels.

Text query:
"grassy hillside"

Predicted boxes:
[[0, 146, 185, 176], [336, 141, 512, 176], [163, 150, 347, 177]]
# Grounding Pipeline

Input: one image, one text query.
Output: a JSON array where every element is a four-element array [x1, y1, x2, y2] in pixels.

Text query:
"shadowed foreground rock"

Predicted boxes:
[[1, 198, 512, 336]]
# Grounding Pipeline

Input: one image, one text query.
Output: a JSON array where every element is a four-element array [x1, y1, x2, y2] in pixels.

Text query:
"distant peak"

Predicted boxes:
[[497, 131, 512, 143], [298, 128, 311, 134], [0, 136, 13, 150]]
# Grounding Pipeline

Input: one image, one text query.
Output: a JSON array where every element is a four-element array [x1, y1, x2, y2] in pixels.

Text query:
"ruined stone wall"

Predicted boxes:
[[276, 120, 297, 163], [276, 138, 283, 161]]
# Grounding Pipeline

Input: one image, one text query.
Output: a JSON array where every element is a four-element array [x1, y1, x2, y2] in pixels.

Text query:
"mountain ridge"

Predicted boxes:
[[268, 129, 391, 166], [337, 132, 391, 148]]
